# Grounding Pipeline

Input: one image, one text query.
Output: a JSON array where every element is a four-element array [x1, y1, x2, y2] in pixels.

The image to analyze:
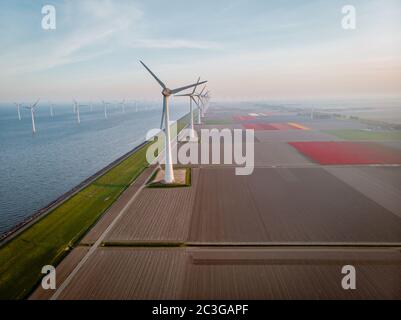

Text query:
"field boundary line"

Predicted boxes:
[[185, 242, 401, 248]]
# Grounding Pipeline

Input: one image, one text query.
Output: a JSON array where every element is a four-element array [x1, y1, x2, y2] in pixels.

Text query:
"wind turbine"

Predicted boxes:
[[194, 85, 206, 124], [15, 103, 22, 120], [73, 100, 90, 124], [176, 77, 202, 140], [120, 99, 126, 113], [49, 102, 54, 118], [102, 101, 109, 119], [202, 90, 211, 115], [140, 60, 207, 183], [25, 99, 40, 134], [199, 86, 209, 118], [73, 100, 82, 124]]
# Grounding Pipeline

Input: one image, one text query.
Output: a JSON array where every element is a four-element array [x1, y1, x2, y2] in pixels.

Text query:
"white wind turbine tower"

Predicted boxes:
[[49, 102, 55, 118], [15, 103, 22, 120], [140, 61, 207, 183], [120, 99, 126, 113], [194, 85, 206, 124], [73, 100, 81, 124], [25, 99, 40, 134], [176, 77, 202, 140], [199, 86, 208, 118], [73, 100, 90, 124], [72, 101, 77, 114], [102, 101, 110, 119], [203, 90, 211, 114]]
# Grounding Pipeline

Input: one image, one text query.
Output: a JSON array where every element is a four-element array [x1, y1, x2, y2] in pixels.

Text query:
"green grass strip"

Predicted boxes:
[[0, 114, 190, 300], [324, 130, 401, 141]]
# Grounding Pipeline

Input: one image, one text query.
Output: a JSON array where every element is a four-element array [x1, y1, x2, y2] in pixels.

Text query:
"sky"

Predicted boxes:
[[0, 0, 400, 102]]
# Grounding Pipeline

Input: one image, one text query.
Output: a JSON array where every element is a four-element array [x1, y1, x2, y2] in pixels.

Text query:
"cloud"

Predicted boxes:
[[0, 0, 143, 75], [129, 38, 222, 50]]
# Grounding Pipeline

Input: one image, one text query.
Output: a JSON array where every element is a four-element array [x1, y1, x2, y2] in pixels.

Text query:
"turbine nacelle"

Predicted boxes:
[[162, 88, 172, 97]]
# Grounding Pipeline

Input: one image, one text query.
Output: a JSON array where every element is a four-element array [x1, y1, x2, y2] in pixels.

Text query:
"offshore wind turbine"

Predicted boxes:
[[25, 99, 40, 134], [120, 99, 126, 113], [73, 100, 82, 124], [102, 100, 110, 119], [140, 60, 207, 183], [176, 77, 202, 140], [49, 102, 55, 118], [15, 103, 22, 120], [73, 100, 80, 123], [73, 100, 90, 124]]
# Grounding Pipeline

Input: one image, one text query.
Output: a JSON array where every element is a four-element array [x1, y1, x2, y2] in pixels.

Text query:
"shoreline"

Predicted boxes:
[[0, 113, 191, 299], [0, 139, 150, 246]]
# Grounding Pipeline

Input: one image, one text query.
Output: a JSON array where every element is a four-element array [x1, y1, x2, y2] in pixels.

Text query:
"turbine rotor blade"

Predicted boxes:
[[199, 86, 206, 96], [192, 77, 201, 94], [32, 98, 40, 109], [140, 61, 166, 89], [191, 96, 200, 107], [171, 80, 207, 95]]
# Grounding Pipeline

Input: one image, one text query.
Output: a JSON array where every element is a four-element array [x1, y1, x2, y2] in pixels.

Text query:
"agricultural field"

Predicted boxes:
[[324, 129, 401, 141], [25, 105, 401, 300], [289, 141, 401, 165]]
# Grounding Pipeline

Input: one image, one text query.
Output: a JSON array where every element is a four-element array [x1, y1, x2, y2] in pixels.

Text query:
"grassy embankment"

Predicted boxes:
[[325, 130, 401, 141], [0, 114, 190, 300]]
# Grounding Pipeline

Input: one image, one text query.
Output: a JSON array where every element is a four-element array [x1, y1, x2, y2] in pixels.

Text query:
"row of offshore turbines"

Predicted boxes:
[[12, 64, 210, 138], [14, 99, 153, 134]]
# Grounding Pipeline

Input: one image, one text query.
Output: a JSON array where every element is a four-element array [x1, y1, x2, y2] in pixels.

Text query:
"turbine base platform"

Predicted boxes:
[[147, 167, 191, 188]]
